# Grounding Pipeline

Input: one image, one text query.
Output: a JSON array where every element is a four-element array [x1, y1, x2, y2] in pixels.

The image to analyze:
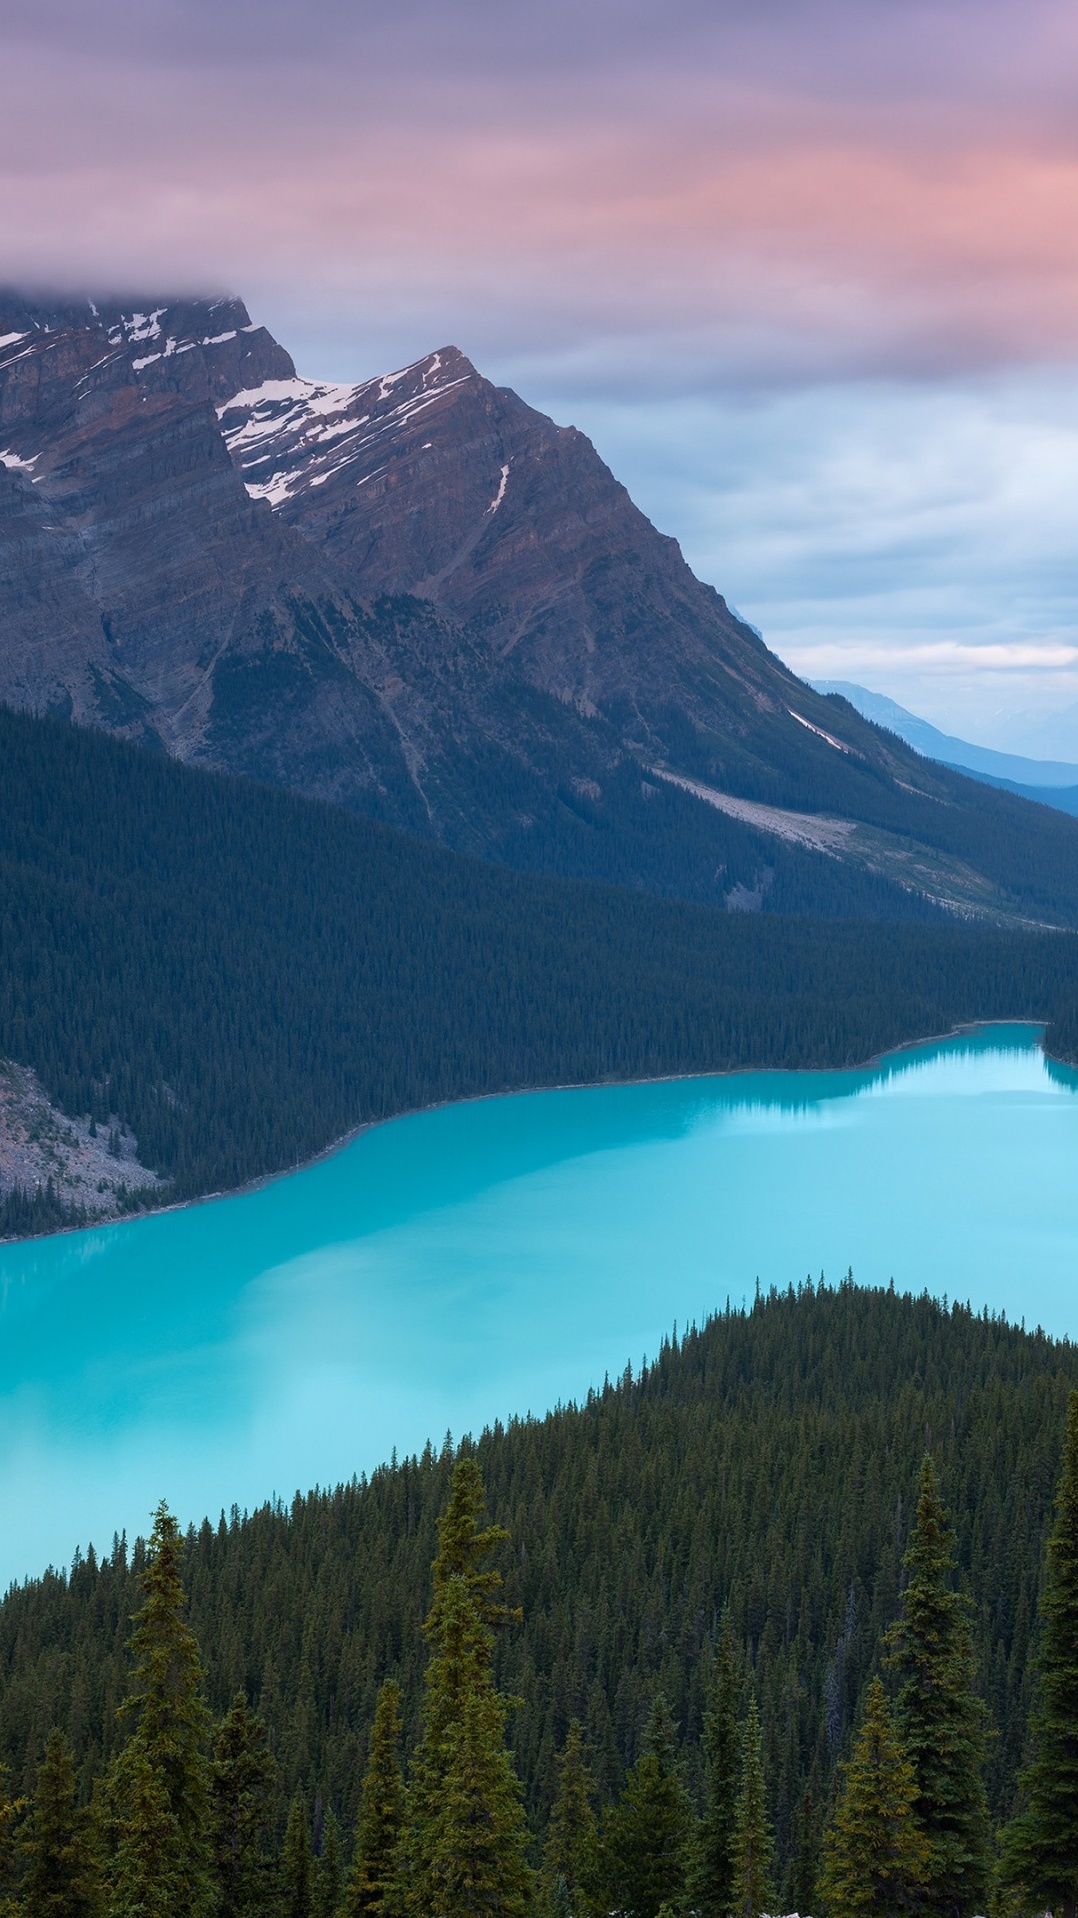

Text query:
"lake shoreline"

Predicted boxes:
[[6, 1015, 1051, 1246]]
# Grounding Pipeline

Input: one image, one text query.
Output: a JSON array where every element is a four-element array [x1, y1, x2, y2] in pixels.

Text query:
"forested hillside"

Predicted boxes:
[[6, 705, 1078, 1227], [0, 1282, 1074, 1904]]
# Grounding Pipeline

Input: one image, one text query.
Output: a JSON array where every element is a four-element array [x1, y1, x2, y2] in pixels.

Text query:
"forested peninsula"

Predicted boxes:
[[2, 1283, 1078, 1915], [6, 705, 1078, 1235]]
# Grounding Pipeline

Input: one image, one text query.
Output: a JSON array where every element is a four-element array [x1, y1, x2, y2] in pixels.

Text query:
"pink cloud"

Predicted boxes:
[[3, 1, 1078, 385]]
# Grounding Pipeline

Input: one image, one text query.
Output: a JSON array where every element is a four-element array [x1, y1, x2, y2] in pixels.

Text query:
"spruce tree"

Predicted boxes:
[[20, 1729, 99, 1918], [279, 1793, 314, 1918], [542, 1722, 598, 1917], [886, 1456, 991, 1918], [818, 1677, 930, 1918], [693, 1616, 742, 1918], [401, 1458, 534, 1918], [1002, 1390, 1078, 1918], [208, 1694, 276, 1918], [106, 1502, 212, 1918], [730, 1699, 772, 1918], [313, 1809, 343, 1918], [345, 1679, 405, 1918], [106, 1747, 186, 1918], [429, 1455, 518, 1633], [600, 1695, 694, 1918]]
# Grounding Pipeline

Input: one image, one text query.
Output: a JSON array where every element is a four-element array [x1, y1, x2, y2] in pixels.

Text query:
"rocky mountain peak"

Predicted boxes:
[[216, 343, 478, 512], [3, 287, 1074, 929]]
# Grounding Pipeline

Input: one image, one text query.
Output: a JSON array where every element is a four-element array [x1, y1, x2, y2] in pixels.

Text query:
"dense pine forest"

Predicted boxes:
[[3, 1283, 1078, 1914], [6, 705, 1078, 1226]]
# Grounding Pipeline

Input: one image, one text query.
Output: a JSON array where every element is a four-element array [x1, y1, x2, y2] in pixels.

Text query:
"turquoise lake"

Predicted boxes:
[[1, 1022, 1076, 1587]]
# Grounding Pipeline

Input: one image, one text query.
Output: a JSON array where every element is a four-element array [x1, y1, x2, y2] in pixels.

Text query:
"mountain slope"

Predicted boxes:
[[6, 293, 1078, 924]]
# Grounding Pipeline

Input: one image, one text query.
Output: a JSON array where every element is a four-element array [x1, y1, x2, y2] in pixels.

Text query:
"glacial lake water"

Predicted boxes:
[[1, 1022, 1076, 1587]]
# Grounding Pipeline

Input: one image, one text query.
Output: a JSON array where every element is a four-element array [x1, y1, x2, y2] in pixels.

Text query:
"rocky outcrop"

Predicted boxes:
[[0, 1058, 164, 1225]]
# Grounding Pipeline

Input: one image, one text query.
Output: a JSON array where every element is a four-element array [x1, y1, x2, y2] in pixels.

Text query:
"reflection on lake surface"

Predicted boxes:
[[0, 1023, 1074, 1585]]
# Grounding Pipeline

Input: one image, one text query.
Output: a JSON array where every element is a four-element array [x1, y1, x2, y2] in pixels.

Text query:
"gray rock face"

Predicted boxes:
[[218, 345, 799, 764], [0, 299, 634, 856], [3, 290, 1076, 924]]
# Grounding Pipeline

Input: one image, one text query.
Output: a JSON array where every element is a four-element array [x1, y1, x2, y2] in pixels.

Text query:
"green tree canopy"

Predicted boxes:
[[731, 1698, 773, 1918], [345, 1678, 405, 1918], [0, 1770, 25, 1918], [819, 1677, 930, 1918], [1002, 1391, 1078, 1918], [105, 1746, 186, 1918], [886, 1456, 991, 1918], [599, 1694, 694, 1918], [19, 1729, 99, 1918], [693, 1615, 742, 1918], [401, 1460, 534, 1918], [542, 1721, 598, 1917], [208, 1693, 276, 1918], [312, 1808, 343, 1918], [279, 1793, 313, 1918], [106, 1503, 212, 1918]]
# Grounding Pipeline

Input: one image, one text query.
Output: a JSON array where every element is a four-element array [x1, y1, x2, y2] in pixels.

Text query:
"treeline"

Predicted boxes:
[[5, 705, 1078, 1219], [4, 1416, 1078, 1917], [1, 1285, 1078, 1898]]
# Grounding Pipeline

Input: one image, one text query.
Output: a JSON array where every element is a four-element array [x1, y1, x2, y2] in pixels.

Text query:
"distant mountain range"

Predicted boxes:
[[815, 682, 1078, 817], [5, 290, 1078, 926]]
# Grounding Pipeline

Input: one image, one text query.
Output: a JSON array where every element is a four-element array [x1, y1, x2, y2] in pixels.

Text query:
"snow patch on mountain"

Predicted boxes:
[[0, 449, 39, 476], [218, 351, 475, 510]]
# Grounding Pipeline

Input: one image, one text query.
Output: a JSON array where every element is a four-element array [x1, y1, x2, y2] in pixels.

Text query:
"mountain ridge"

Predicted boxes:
[[4, 291, 1078, 925]]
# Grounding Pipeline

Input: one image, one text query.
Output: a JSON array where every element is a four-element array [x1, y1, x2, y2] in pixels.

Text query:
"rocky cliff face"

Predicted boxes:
[[217, 345, 861, 792], [1, 290, 1076, 925]]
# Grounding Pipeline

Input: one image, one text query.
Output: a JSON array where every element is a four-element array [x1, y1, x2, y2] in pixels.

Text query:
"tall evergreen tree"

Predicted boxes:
[[819, 1678, 930, 1918], [1002, 1390, 1078, 1918], [730, 1699, 772, 1918], [345, 1679, 405, 1918], [401, 1459, 534, 1918], [886, 1456, 991, 1918], [106, 1502, 212, 1918], [429, 1455, 518, 1633], [693, 1616, 742, 1918], [19, 1729, 99, 1918], [279, 1794, 314, 1918], [313, 1809, 343, 1918], [542, 1722, 598, 1917], [208, 1693, 276, 1918], [600, 1695, 694, 1918]]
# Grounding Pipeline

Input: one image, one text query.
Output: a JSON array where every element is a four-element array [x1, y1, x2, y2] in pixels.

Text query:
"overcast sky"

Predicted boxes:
[[4, 0, 1078, 747]]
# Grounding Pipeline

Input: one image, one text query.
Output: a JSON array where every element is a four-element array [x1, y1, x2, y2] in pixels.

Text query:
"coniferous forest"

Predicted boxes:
[[5, 704, 1078, 1227], [3, 1283, 1078, 1913]]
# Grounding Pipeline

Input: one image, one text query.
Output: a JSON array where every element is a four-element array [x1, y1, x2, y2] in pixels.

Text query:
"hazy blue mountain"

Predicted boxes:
[[815, 680, 1078, 787]]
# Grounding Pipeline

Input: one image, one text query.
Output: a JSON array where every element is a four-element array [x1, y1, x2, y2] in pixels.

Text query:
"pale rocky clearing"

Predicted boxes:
[[0, 1060, 163, 1228]]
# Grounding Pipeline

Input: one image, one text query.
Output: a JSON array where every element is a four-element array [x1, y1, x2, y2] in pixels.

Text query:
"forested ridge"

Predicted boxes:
[[1, 1282, 1077, 1912], [6, 705, 1078, 1226]]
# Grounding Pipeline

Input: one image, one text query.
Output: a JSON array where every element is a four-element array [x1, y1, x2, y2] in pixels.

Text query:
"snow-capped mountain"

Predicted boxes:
[[1, 289, 1076, 925]]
